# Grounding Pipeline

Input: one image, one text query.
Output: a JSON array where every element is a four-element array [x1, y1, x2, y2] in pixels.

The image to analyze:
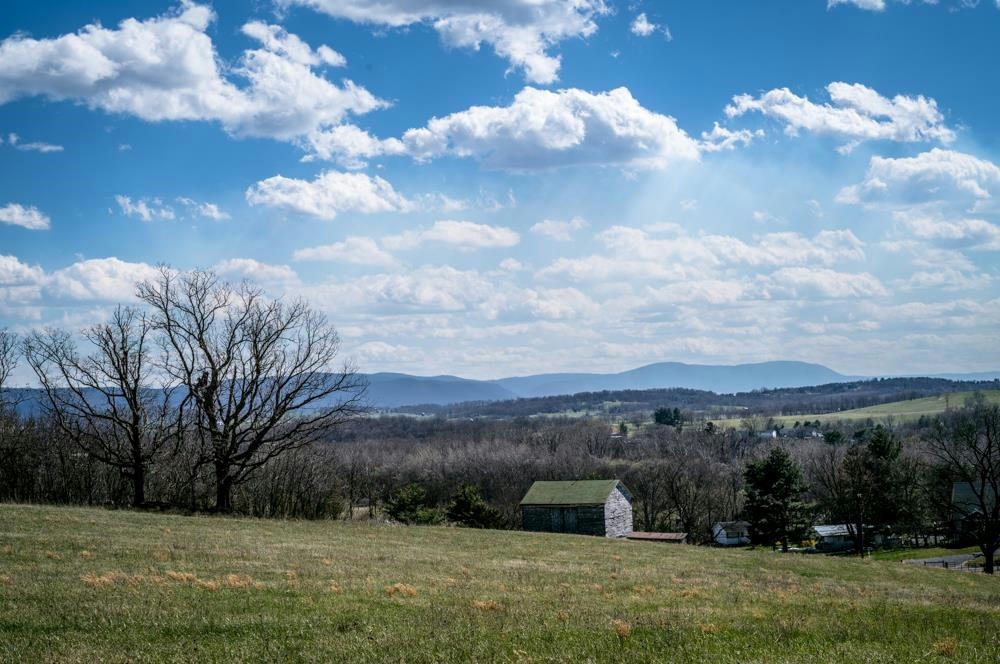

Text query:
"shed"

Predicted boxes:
[[520, 479, 633, 538], [627, 531, 687, 544], [812, 524, 853, 552], [711, 520, 750, 546]]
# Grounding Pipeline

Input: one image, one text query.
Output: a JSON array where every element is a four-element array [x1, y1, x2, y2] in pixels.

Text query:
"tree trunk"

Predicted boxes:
[[215, 464, 233, 512], [781, 535, 789, 553], [132, 465, 145, 507], [983, 546, 995, 575]]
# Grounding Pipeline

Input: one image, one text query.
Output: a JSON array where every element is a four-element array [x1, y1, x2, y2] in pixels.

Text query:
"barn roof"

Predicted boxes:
[[520, 479, 627, 506]]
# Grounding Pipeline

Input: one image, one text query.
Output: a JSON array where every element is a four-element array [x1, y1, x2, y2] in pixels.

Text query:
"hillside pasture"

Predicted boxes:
[[2, 505, 999, 662], [710, 390, 1000, 429]]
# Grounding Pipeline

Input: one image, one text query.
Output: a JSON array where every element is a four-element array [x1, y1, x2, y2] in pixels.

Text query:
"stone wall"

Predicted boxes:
[[603, 486, 633, 538]]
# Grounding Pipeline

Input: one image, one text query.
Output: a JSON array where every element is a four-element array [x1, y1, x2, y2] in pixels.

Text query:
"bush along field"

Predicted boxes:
[[2, 505, 999, 663]]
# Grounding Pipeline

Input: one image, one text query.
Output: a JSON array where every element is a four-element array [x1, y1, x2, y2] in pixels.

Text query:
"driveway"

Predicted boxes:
[[904, 553, 981, 570]]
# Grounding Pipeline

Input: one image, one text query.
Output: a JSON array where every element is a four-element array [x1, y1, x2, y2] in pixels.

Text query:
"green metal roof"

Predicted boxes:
[[520, 479, 623, 506]]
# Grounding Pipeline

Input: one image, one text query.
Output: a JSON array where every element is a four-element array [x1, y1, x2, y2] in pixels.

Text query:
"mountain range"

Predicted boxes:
[[365, 361, 999, 408]]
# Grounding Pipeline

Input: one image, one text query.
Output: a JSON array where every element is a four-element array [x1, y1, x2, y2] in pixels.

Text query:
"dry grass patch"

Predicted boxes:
[[165, 571, 197, 584], [79, 550, 93, 559], [196, 579, 219, 591], [611, 619, 631, 640], [328, 581, 343, 593], [700, 623, 720, 634], [472, 599, 503, 612], [0, 574, 11, 585], [932, 638, 957, 657], [385, 583, 418, 598], [223, 573, 252, 588]]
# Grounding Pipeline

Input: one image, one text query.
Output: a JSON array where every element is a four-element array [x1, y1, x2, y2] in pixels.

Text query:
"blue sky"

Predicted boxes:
[[1, 0, 999, 381]]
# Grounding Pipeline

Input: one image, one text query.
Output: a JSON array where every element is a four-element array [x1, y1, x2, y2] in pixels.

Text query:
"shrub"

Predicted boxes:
[[446, 484, 506, 529], [386, 484, 443, 525]]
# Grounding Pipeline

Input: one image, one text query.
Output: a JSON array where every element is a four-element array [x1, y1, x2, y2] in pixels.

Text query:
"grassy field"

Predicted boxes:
[[710, 390, 1000, 429], [2, 505, 999, 663]]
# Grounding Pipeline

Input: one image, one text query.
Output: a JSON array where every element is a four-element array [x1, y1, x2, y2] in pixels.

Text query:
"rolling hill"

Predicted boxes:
[[2, 504, 998, 662]]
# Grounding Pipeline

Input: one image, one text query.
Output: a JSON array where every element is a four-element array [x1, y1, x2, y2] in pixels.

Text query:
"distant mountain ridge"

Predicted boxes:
[[363, 361, 997, 408], [8, 362, 998, 411]]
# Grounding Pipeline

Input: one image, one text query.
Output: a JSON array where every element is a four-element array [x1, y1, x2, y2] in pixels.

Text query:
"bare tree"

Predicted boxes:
[[21, 307, 177, 506], [136, 268, 366, 511], [0, 327, 17, 410], [928, 404, 1000, 574]]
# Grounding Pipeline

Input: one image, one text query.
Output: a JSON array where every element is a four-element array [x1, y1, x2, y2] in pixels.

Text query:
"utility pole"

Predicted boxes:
[[857, 492, 865, 558]]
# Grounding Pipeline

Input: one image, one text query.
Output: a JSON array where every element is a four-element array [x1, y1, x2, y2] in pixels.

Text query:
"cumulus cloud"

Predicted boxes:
[[46, 257, 160, 301], [0, 203, 50, 230], [245, 170, 414, 219], [401, 86, 700, 171], [279, 0, 610, 84], [293, 236, 397, 266], [725, 82, 955, 151], [176, 197, 230, 220], [213, 258, 298, 283], [700, 123, 764, 152], [630, 13, 670, 39], [836, 149, 1000, 210], [0, 3, 386, 165], [300, 265, 496, 313], [384, 220, 520, 250], [896, 214, 1000, 251], [530, 217, 587, 241], [761, 267, 888, 299], [115, 195, 175, 221]]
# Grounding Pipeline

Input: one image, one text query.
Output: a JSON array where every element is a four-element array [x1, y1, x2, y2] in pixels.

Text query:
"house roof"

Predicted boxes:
[[713, 521, 749, 529], [813, 524, 851, 537], [627, 532, 687, 542], [520, 479, 626, 506], [951, 482, 997, 515]]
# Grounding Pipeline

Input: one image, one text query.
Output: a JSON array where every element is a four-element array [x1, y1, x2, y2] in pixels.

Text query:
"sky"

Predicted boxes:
[[1, 0, 999, 382]]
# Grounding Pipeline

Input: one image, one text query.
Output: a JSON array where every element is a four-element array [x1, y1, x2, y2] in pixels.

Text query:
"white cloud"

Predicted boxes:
[[897, 215, 1000, 250], [241, 21, 346, 67], [836, 148, 1000, 210], [700, 123, 764, 152], [384, 220, 520, 250], [402, 86, 700, 171], [176, 197, 230, 220], [280, 0, 610, 84], [293, 236, 397, 266], [630, 13, 669, 39], [0, 203, 50, 230], [827, 0, 886, 9], [46, 257, 160, 301], [761, 267, 888, 299], [300, 265, 496, 313], [213, 258, 298, 283], [530, 216, 587, 241], [6, 133, 63, 152], [0, 3, 387, 165], [115, 195, 175, 221], [245, 170, 414, 219], [725, 82, 955, 150], [0, 255, 45, 286], [499, 258, 524, 271]]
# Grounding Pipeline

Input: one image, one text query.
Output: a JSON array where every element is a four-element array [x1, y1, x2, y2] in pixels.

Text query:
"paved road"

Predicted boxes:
[[904, 553, 981, 569]]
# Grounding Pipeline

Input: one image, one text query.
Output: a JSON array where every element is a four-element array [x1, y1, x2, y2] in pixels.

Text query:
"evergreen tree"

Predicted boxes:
[[744, 448, 813, 551]]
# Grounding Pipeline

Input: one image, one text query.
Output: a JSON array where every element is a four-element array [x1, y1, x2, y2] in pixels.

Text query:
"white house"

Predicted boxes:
[[712, 520, 750, 546], [812, 524, 853, 552]]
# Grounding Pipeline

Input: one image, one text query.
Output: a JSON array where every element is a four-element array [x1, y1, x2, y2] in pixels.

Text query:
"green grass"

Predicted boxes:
[[869, 546, 981, 562], [2, 505, 1000, 662], [711, 390, 1000, 429]]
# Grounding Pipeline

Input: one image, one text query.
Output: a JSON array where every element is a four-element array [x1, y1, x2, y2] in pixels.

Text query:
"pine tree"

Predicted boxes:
[[744, 448, 813, 551]]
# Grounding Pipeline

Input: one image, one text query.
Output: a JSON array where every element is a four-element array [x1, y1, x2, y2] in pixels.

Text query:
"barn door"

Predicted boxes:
[[564, 508, 578, 532], [550, 509, 562, 532]]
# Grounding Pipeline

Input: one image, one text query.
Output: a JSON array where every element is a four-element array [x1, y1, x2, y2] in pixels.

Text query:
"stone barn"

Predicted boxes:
[[520, 479, 633, 538]]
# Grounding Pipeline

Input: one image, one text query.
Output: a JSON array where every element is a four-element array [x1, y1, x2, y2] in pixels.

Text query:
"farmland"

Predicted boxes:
[[710, 390, 1000, 429], [2, 504, 999, 662]]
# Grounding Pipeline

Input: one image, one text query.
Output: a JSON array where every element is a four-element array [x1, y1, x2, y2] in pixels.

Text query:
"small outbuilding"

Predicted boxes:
[[712, 520, 751, 546], [520, 479, 633, 538], [812, 524, 854, 552], [627, 531, 688, 544]]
